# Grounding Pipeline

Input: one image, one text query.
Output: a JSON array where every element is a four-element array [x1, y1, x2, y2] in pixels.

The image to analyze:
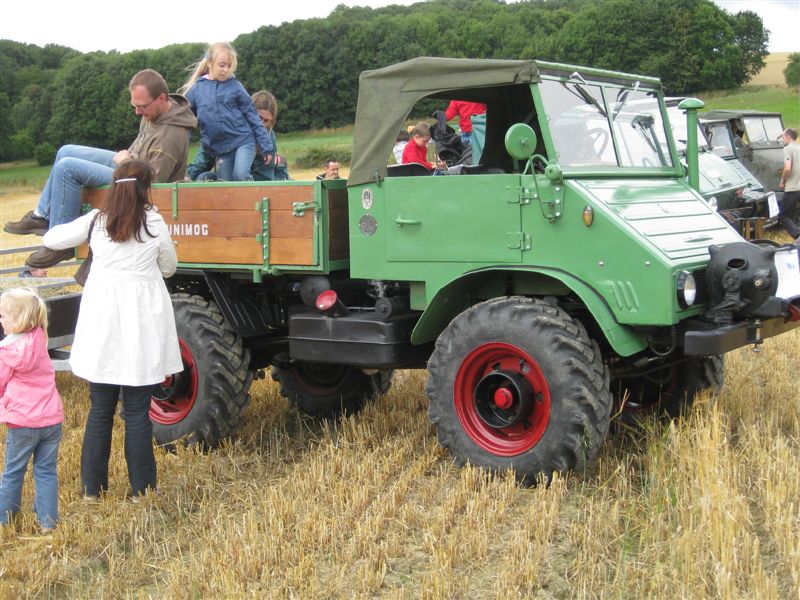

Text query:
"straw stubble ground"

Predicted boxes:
[[1, 192, 799, 599]]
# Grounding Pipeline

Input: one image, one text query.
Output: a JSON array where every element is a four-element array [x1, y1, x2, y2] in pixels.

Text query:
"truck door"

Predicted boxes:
[[383, 174, 523, 263]]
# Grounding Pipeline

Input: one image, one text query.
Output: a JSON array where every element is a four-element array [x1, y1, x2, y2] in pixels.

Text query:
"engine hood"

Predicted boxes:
[[573, 178, 743, 262]]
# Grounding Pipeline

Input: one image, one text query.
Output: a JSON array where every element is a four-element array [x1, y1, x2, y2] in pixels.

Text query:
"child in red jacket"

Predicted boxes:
[[0, 288, 64, 532], [402, 122, 446, 171]]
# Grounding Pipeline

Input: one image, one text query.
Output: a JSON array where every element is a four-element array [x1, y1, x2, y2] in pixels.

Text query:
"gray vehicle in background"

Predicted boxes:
[[661, 99, 771, 232], [700, 110, 786, 196]]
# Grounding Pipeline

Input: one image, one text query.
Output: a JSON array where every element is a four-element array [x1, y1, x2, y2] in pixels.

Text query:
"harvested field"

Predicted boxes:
[[749, 52, 792, 87], [1, 186, 799, 599]]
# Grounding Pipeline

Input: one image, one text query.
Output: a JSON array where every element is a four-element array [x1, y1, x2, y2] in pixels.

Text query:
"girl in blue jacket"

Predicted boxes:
[[179, 42, 274, 181]]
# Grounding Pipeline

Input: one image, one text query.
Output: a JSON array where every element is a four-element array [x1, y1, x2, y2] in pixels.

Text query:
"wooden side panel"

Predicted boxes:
[[267, 185, 315, 266], [81, 184, 319, 267]]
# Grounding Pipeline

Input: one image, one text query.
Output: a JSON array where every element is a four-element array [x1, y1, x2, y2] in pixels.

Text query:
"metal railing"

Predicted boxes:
[[1, 243, 81, 370], [0, 243, 79, 289]]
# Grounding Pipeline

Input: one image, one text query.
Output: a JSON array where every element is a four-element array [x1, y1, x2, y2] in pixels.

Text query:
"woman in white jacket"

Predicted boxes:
[[43, 160, 182, 499]]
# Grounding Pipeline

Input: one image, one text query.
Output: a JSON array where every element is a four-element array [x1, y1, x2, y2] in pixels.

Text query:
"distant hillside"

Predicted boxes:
[[750, 52, 791, 86]]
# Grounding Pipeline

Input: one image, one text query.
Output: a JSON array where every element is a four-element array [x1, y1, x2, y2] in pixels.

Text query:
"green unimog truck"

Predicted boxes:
[[72, 57, 800, 484]]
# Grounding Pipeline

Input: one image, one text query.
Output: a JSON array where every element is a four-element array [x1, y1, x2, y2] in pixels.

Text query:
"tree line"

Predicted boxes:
[[0, 0, 769, 163]]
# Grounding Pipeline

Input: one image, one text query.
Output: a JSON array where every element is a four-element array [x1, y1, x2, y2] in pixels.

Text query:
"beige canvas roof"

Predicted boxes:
[[348, 57, 540, 187]]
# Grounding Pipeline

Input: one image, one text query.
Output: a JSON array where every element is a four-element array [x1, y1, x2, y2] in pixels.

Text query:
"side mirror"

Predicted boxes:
[[505, 123, 538, 160]]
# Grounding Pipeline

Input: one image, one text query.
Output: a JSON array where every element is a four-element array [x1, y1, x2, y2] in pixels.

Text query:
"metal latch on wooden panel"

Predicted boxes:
[[171, 184, 179, 220], [255, 197, 269, 263], [506, 232, 531, 251], [292, 200, 318, 217]]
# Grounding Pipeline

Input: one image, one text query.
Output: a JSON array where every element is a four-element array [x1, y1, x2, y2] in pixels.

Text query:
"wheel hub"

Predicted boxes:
[[474, 369, 534, 427], [454, 342, 551, 457]]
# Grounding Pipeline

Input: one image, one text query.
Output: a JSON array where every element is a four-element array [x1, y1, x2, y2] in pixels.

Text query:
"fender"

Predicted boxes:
[[410, 267, 647, 357]]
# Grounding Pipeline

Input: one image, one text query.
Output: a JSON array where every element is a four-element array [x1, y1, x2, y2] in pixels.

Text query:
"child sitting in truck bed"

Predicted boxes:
[[187, 90, 289, 181], [179, 42, 274, 181]]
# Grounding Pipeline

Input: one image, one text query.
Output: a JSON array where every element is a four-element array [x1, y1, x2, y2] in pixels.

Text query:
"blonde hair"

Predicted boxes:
[[179, 42, 239, 95], [0, 287, 48, 338]]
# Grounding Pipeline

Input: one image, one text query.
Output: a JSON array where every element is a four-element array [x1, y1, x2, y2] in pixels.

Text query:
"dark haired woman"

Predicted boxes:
[[42, 159, 181, 500]]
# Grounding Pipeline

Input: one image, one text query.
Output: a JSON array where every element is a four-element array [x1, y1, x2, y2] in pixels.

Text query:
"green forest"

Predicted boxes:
[[0, 0, 769, 163]]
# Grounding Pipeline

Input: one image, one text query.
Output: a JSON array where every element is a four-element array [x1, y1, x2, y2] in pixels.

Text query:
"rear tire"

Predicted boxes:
[[426, 297, 612, 485], [271, 362, 393, 418], [150, 294, 253, 447]]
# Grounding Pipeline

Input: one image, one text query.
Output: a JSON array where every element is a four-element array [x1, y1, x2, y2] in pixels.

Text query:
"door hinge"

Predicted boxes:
[[518, 187, 538, 204], [506, 232, 531, 250]]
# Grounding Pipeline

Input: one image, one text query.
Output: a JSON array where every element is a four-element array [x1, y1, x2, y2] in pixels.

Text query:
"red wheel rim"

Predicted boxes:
[[454, 342, 551, 456], [150, 338, 198, 424]]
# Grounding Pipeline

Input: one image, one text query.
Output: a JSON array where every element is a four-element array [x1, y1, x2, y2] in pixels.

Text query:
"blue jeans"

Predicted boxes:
[[215, 142, 256, 181], [36, 145, 117, 229], [0, 423, 62, 528], [81, 382, 157, 497]]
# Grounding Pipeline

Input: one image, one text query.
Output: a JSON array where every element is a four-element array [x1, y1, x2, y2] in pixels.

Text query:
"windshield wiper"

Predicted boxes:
[[611, 80, 639, 122], [567, 71, 607, 118], [631, 114, 667, 165]]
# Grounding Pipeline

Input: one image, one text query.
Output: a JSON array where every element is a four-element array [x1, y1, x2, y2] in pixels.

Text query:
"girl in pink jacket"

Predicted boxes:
[[0, 288, 64, 532]]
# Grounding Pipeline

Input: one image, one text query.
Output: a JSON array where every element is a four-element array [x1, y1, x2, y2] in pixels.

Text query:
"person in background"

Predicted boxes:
[[4, 69, 196, 270], [444, 100, 486, 145], [778, 127, 800, 241], [401, 122, 445, 171], [317, 158, 341, 180], [0, 288, 64, 532], [42, 160, 182, 501], [180, 42, 273, 182], [187, 90, 289, 181], [392, 130, 410, 164]]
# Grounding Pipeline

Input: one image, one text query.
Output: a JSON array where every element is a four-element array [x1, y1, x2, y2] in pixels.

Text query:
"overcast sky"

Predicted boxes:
[[1, 0, 797, 54]]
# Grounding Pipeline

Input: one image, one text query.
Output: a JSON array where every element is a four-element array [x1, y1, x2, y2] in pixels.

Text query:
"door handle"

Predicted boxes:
[[395, 216, 421, 227]]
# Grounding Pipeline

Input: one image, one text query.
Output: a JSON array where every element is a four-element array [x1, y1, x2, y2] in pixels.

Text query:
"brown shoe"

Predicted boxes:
[[26, 247, 75, 268], [4, 210, 49, 235]]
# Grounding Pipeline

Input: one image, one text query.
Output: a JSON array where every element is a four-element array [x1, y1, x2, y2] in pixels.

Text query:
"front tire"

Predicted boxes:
[[271, 362, 393, 418], [150, 294, 253, 447], [426, 297, 612, 484]]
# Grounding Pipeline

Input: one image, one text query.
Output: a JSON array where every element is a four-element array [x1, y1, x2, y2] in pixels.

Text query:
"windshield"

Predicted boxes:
[[704, 122, 735, 158], [742, 116, 784, 143], [539, 78, 673, 168], [663, 106, 708, 153]]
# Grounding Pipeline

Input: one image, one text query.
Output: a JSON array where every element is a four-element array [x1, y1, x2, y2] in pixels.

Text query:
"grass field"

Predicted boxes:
[[1, 84, 800, 598]]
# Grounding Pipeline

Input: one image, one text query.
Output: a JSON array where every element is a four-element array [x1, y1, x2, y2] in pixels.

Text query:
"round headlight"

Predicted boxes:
[[707, 196, 718, 211], [677, 270, 697, 309]]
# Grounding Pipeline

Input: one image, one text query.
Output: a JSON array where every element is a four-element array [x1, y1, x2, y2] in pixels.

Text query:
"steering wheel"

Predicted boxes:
[[587, 128, 610, 156]]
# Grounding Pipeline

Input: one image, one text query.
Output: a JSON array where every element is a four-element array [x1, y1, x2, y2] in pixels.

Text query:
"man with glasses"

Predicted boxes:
[[4, 69, 197, 269]]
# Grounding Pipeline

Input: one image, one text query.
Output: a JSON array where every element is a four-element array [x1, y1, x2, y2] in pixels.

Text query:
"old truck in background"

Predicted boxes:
[[700, 109, 787, 196], [41, 58, 800, 484]]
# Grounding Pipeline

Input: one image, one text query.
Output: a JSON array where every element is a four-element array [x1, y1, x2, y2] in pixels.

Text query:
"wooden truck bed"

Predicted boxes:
[[81, 179, 349, 274]]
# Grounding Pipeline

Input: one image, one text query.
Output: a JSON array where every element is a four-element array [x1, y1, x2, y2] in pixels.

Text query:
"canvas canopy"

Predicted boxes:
[[700, 109, 783, 121], [348, 57, 540, 187]]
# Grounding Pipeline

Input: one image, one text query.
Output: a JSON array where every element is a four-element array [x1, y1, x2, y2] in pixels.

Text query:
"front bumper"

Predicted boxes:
[[683, 313, 800, 355]]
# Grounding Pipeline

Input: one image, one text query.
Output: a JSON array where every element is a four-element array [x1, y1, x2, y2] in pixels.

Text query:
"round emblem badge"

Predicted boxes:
[[361, 188, 374, 210], [359, 215, 378, 236]]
